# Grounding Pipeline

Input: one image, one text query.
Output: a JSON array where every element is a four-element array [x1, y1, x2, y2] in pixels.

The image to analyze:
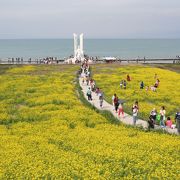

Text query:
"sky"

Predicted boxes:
[[0, 0, 180, 39]]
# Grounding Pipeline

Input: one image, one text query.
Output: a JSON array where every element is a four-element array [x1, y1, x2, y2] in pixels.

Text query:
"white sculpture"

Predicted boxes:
[[65, 33, 85, 64], [73, 33, 84, 63]]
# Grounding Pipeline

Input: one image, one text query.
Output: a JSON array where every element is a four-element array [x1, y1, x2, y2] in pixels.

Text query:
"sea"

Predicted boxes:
[[0, 39, 180, 60]]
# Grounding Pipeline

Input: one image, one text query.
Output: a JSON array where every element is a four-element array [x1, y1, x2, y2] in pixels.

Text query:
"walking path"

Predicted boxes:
[[79, 77, 178, 135]]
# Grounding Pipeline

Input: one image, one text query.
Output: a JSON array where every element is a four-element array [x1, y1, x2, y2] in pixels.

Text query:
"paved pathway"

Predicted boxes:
[[79, 77, 178, 135]]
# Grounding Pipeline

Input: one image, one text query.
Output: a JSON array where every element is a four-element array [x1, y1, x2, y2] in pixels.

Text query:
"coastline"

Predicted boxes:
[[0, 58, 180, 64]]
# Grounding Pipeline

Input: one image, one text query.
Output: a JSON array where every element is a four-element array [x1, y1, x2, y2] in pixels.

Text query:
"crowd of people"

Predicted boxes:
[[80, 62, 180, 133], [119, 73, 161, 93], [117, 73, 179, 130], [5, 57, 61, 64], [148, 107, 180, 132], [80, 61, 105, 109]]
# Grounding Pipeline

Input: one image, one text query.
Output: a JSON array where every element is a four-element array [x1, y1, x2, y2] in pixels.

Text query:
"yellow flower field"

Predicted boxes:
[[92, 64, 180, 121], [0, 65, 180, 179]]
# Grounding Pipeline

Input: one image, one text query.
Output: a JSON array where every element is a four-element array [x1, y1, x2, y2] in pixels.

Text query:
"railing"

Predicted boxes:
[[0, 58, 180, 64], [0, 59, 65, 65]]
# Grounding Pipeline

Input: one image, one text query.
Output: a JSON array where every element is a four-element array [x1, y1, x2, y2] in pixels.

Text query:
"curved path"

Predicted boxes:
[[79, 77, 178, 135]]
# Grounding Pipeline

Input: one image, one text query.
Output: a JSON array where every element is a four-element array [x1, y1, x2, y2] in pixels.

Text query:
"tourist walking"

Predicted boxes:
[[95, 87, 100, 96], [160, 106, 166, 127], [99, 91, 104, 108], [90, 79, 96, 92], [118, 103, 124, 118], [86, 87, 92, 101], [114, 94, 119, 113], [132, 101, 139, 125], [150, 108, 157, 121], [148, 115, 155, 129], [112, 94, 116, 110]]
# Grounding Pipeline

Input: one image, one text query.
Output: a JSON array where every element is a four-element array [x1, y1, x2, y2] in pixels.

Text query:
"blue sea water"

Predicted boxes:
[[0, 39, 180, 59]]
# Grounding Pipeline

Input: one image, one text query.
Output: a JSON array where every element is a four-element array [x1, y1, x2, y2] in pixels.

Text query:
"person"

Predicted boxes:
[[86, 87, 92, 101], [112, 94, 116, 109], [127, 74, 131, 81], [81, 72, 85, 84], [132, 101, 139, 125], [146, 86, 149, 91], [175, 110, 180, 133], [95, 87, 100, 96], [86, 76, 89, 86], [150, 85, 156, 92], [140, 81, 144, 89], [166, 117, 173, 128], [150, 108, 157, 121], [143, 56, 146, 63], [154, 79, 160, 88], [83, 76, 86, 84], [114, 95, 119, 113], [118, 103, 124, 118], [90, 79, 96, 92], [148, 115, 155, 129], [133, 101, 139, 110], [120, 80, 123, 89], [87, 71, 90, 78], [99, 91, 103, 108], [160, 106, 166, 127], [123, 80, 127, 89]]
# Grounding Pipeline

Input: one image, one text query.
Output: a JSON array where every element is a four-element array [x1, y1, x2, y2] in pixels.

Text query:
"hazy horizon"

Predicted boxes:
[[0, 38, 180, 40]]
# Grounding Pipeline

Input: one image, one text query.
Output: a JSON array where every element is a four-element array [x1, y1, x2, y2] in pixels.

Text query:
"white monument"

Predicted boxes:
[[66, 33, 85, 64]]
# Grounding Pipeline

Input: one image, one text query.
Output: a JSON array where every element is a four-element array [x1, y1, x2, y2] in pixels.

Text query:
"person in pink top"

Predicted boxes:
[[118, 103, 124, 118], [166, 117, 173, 128]]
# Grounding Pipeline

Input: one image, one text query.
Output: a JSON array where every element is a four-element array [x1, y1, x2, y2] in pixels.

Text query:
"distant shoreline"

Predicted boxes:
[[0, 58, 180, 64]]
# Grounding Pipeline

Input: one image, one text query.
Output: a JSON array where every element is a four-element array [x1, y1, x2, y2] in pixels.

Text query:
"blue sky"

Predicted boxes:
[[0, 0, 180, 38]]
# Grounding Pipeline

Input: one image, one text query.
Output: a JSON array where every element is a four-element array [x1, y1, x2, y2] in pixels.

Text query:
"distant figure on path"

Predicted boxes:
[[132, 101, 139, 125], [90, 79, 96, 92], [86, 87, 92, 101], [95, 87, 100, 96], [112, 94, 116, 110], [118, 103, 124, 118], [148, 115, 155, 129], [86, 76, 89, 86], [113, 94, 119, 113], [99, 91, 104, 108], [150, 108, 157, 121]]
